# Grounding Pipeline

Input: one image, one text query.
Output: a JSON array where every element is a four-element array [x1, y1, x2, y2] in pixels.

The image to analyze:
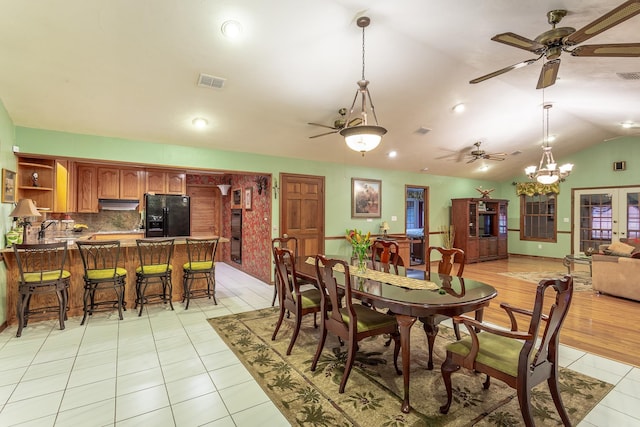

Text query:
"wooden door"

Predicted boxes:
[[76, 165, 98, 213], [166, 171, 186, 194], [120, 169, 142, 200], [97, 167, 120, 199], [146, 170, 165, 194], [188, 186, 221, 237], [280, 173, 324, 257]]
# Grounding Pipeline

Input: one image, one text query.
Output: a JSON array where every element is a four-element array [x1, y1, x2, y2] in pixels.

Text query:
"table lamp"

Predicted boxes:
[[9, 199, 41, 244], [380, 221, 390, 239]]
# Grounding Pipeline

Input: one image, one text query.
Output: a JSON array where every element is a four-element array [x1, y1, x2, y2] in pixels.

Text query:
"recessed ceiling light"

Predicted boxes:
[[388, 151, 397, 158], [421, 167, 429, 172], [621, 122, 635, 129], [192, 117, 208, 128], [479, 165, 489, 172], [221, 20, 242, 39], [544, 135, 557, 143], [452, 103, 465, 113]]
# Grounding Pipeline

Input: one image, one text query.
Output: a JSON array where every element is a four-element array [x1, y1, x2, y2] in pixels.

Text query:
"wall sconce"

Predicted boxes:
[[255, 176, 268, 195], [272, 179, 280, 199], [217, 177, 232, 196]]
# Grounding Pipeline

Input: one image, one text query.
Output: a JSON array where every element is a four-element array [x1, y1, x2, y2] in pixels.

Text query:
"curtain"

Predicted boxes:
[[515, 182, 560, 196]]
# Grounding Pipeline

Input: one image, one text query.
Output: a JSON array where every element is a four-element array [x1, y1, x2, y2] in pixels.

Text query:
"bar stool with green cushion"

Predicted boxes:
[[182, 237, 219, 309], [76, 240, 127, 325], [135, 238, 175, 316], [13, 242, 71, 338]]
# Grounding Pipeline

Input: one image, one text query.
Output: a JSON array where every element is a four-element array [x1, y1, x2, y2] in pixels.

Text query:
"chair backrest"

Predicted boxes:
[[272, 236, 300, 258], [273, 246, 300, 304], [136, 239, 175, 273], [76, 240, 122, 278], [315, 255, 352, 333], [426, 246, 465, 277], [13, 242, 68, 283], [523, 276, 574, 370], [185, 237, 219, 267], [371, 240, 401, 274]]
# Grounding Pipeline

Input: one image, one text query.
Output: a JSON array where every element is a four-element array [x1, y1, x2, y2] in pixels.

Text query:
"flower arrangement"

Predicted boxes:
[[346, 229, 372, 272]]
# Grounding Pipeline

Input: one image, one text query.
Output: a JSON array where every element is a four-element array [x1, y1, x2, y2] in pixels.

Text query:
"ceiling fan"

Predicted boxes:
[[308, 108, 362, 139], [465, 142, 507, 163], [470, 0, 640, 89]]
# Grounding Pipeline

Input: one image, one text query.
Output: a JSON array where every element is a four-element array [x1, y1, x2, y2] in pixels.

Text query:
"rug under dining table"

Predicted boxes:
[[208, 307, 612, 426]]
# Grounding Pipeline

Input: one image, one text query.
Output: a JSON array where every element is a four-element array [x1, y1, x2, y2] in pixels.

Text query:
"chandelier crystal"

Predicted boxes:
[[525, 103, 573, 184], [340, 16, 387, 156]]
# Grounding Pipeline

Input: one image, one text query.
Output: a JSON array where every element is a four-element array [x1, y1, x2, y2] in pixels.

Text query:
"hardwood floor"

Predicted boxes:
[[442, 256, 639, 368]]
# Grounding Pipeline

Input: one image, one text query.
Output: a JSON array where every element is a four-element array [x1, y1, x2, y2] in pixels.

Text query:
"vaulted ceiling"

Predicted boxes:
[[1, 0, 639, 181]]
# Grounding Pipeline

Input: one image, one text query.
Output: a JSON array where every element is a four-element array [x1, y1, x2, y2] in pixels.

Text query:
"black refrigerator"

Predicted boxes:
[[144, 194, 190, 238]]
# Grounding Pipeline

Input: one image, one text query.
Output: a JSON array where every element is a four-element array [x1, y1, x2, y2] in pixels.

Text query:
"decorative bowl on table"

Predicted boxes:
[[584, 247, 595, 256]]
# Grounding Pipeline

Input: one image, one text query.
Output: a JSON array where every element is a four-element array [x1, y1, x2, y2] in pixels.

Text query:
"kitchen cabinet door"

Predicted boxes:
[[97, 167, 119, 199], [166, 171, 186, 194], [145, 170, 165, 194], [120, 169, 142, 200], [77, 165, 98, 212]]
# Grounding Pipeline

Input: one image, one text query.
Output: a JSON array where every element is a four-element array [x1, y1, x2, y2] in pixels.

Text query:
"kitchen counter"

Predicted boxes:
[[2, 235, 229, 326]]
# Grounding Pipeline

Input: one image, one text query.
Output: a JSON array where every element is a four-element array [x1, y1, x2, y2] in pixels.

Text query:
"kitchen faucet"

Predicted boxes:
[[38, 220, 57, 241]]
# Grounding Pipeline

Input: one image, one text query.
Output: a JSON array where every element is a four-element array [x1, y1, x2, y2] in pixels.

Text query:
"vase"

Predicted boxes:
[[356, 254, 367, 273]]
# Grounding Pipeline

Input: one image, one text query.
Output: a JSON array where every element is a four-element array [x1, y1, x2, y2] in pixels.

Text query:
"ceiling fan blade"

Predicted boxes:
[[470, 57, 541, 84], [564, 0, 640, 46], [307, 122, 337, 130], [347, 117, 363, 127], [466, 157, 478, 164], [536, 59, 560, 89], [484, 155, 507, 161], [309, 130, 338, 139], [491, 32, 546, 53], [571, 43, 640, 57]]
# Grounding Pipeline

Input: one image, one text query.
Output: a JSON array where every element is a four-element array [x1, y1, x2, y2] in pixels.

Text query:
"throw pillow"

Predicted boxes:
[[607, 241, 635, 255]]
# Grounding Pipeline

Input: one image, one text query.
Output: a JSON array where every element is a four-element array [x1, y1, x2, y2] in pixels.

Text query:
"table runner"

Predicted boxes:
[[305, 257, 438, 290]]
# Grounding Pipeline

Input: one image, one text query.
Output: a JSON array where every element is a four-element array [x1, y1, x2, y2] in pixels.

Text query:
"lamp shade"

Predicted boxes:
[[381, 221, 390, 231], [217, 184, 231, 196], [341, 125, 387, 154], [9, 199, 41, 218]]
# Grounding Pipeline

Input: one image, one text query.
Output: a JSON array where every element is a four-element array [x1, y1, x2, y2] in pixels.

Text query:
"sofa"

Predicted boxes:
[[591, 239, 640, 302]]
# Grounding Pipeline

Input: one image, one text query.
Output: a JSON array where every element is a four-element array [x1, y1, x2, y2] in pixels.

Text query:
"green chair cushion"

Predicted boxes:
[[183, 261, 214, 271], [23, 270, 71, 282], [86, 267, 127, 280], [340, 305, 397, 333], [292, 288, 322, 309], [446, 333, 524, 377], [136, 264, 172, 275]]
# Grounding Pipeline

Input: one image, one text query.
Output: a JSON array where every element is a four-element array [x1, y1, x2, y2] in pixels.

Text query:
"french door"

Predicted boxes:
[[573, 187, 640, 253]]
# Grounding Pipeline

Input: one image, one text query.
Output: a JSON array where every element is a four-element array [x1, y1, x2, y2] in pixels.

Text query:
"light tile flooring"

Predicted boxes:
[[0, 263, 638, 426]]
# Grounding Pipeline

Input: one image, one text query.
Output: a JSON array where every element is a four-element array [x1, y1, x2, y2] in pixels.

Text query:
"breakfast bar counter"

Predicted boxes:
[[2, 235, 229, 326]]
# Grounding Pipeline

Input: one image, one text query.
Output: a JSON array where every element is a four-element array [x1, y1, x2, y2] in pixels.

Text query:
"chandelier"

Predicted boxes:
[[524, 103, 573, 184], [340, 16, 387, 156]]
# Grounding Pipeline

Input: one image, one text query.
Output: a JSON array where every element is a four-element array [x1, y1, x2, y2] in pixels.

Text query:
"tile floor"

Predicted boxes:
[[0, 263, 638, 426]]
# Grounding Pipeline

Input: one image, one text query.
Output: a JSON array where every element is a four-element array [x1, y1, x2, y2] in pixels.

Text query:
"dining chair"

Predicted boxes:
[[271, 236, 315, 306], [371, 240, 402, 274], [76, 240, 127, 325], [440, 276, 574, 427], [13, 242, 71, 337], [420, 246, 467, 369], [134, 238, 175, 316], [272, 247, 323, 355], [182, 237, 219, 309], [311, 255, 401, 393]]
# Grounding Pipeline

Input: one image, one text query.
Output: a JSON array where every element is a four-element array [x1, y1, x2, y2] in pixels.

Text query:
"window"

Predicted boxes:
[[520, 194, 556, 241]]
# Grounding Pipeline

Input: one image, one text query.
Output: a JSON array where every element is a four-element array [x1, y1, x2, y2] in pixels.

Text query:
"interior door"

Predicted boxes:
[[573, 187, 640, 253], [405, 186, 429, 265], [280, 173, 325, 257], [188, 186, 221, 237]]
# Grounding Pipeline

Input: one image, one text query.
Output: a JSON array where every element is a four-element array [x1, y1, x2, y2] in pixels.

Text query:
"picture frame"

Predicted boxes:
[[231, 188, 242, 209], [351, 178, 381, 218], [2, 169, 16, 203], [244, 187, 252, 210]]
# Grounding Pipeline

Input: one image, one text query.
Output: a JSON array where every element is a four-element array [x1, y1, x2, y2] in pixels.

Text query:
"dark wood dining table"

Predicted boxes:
[[294, 257, 497, 414]]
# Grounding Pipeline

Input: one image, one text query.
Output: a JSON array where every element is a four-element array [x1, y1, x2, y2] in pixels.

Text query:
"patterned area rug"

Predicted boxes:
[[496, 271, 593, 292], [208, 308, 611, 426]]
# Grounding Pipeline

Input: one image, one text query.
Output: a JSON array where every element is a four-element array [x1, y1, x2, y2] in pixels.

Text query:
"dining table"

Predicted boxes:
[[294, 257, 498, 414]]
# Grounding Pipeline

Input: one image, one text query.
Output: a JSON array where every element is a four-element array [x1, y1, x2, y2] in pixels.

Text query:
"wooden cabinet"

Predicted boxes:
[[451, 198, 508, 263], [76, 165, 98, 212], [145, 169, 186, 195], [120, 169, 142, 200], [16, 157, 55, 211], [97, 167, 120, 199]]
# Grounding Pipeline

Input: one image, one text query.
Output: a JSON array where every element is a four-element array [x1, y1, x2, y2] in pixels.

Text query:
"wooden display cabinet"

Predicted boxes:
[[451, 198, 508, 263], [17, 157, 55, 211]]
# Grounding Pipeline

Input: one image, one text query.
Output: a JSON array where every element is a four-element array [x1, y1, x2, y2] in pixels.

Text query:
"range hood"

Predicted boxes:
[[98, 199, 140, 211]]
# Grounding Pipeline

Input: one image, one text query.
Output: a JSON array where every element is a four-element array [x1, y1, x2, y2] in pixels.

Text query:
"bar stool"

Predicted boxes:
[[182, 237, 219, 309], [134, 238, 175, 316], [13, 242, 71, 337], [76, 240, 127, 325]]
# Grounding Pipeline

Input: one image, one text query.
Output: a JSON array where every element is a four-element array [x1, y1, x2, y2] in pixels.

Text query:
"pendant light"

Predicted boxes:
[[340, 16, 387, 156]]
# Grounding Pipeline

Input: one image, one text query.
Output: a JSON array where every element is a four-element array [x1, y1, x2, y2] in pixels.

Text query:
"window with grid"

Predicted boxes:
[[520, 194, 556, 241]]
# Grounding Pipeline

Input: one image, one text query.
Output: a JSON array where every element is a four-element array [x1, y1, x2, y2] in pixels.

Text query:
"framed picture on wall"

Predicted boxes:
[[244, 187, 252, 210], [2, 169, 16, 203], [232, 188, 242, 209], [351, 178, 381, 218]]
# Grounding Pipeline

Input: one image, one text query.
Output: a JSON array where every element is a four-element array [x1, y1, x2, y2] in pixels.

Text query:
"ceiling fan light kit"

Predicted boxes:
[[339, 16, 387, 156]]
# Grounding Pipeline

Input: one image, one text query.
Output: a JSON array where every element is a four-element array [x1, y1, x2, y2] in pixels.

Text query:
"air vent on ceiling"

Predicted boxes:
[[197, 73, 226, 89], [415, 127, 431, 135], [616, 72, 640, 80]]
